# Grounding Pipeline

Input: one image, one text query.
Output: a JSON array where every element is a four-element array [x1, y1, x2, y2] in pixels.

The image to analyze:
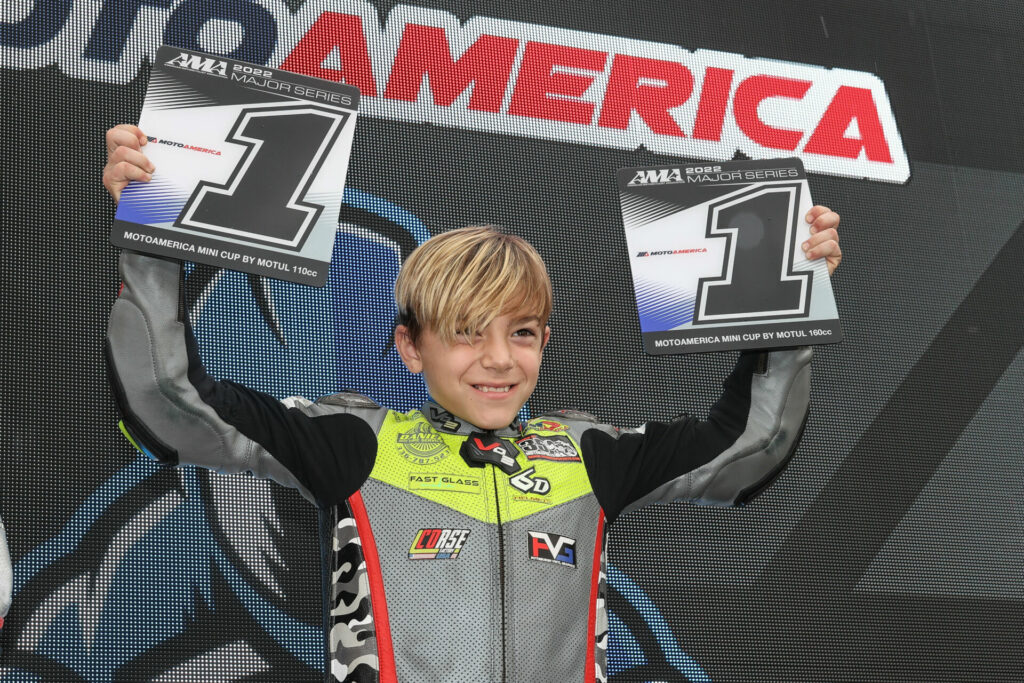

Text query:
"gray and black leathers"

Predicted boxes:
[[107, 250, 812, 682]]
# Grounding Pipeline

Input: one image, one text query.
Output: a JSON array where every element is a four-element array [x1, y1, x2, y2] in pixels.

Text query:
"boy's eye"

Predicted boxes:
[[513, 328, 537, 338]]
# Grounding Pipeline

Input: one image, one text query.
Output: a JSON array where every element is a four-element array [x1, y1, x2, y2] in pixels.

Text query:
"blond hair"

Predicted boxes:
[[395, 226, 552, 343]]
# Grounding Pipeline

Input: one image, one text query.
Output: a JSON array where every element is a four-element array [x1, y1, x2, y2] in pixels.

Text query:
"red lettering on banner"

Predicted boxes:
[[693, 67, 734, 141], [733, 74, 812, 151], [804, 85, 893, 162], [508, 42, 607, 124], [384, 25, 518, 111], [531, 535, 546, 557], [19, 2, 909, 181], [597, 55, 691, 136], [281, 12, 378, 96]]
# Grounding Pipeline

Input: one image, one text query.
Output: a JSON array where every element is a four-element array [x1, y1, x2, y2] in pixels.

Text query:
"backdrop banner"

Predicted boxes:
[[3, 1, 1023, 681]]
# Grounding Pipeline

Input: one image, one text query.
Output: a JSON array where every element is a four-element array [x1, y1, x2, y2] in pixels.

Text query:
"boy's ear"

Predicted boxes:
[[394, 324, 423, 374], [541, 326, 551, 351]]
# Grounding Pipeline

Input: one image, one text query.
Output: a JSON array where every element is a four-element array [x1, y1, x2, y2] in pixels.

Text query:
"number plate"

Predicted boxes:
[[617, 158, 842, 354], [110, 45, 360, 287]]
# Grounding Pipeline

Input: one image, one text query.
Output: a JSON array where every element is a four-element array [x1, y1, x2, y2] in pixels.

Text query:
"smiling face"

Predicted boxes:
[[395, 311, 551, 430], [392, 225, 554, 427]]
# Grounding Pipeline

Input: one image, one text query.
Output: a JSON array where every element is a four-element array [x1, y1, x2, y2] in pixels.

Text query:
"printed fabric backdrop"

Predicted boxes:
[[3, 0, 1024, 680]]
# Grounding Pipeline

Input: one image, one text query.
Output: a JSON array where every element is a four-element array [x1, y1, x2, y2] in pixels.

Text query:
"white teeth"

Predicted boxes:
[[475, 385, 511, 393]]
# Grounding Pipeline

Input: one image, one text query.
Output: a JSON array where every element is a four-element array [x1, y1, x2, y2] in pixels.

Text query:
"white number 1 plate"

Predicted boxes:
[[617, 158, 842, 354], [111, 45, 360, 287]]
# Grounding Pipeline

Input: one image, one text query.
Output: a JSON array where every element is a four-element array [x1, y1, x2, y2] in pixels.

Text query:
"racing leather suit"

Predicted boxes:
[[106, 251, 813, 683]]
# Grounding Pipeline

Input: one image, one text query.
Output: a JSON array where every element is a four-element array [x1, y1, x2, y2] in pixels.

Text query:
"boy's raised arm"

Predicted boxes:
[[570, 346, 812, 523], [107, 251, 379, 505], [574, 205, 838, 522], [103, 127, 378, 506]]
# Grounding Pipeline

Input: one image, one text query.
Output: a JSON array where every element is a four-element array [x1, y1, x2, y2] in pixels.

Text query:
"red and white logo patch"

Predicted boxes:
[[408, 528, 470, 560], [528, 531, 576, 567]]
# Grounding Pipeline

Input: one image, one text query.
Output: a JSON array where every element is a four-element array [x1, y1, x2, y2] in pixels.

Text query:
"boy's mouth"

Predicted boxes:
[[472, 384, 513, 394]]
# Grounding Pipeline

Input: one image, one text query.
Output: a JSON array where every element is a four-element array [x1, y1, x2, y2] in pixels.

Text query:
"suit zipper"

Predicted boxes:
[[492, 466, 507, 683]]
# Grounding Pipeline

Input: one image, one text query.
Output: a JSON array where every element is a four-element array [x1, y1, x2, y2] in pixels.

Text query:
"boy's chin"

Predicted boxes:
[[463, 405, 523, 431], [472, 413, 520, 431]]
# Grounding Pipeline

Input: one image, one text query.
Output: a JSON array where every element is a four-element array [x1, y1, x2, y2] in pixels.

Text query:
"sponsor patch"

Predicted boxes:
[[529, 419, 570, 433], [396, 422, 448, 465], [409, 528, 470, 560], [509, 467, 551, 495], [517, 434, 580, 462], [512, 493, 552, 505], [428, 405, 462, 432], [408, 473, 481, 494], [461, 432, 521, 474], [528, 531, 576, 567]]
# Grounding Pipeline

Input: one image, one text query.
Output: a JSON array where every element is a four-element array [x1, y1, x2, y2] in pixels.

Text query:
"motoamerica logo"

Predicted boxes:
[[2, 0, 909, 182], [397, 422, 448, 465], [165, 51, 227, 77]]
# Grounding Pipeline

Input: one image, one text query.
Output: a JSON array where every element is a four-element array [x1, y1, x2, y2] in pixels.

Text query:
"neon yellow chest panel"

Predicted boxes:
[[368, 410, 595, 523]]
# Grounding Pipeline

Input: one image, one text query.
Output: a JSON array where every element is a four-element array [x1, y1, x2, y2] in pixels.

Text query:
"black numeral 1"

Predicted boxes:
[[694, 184, 812, 324], [176, 105, 348, 250]]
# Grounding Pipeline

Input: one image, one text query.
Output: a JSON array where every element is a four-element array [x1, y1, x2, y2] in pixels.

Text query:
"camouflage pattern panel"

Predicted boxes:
[[323, 506, 379, 683], [593, 532, 609, 683]]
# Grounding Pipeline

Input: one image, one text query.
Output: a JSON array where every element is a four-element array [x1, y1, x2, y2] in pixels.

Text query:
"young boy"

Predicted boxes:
[[104, 125, 841, 683]]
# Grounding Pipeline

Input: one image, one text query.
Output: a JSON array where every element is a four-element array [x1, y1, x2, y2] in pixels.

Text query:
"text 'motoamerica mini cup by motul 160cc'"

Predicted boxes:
[[618, 158, 842, 354], [111, 45, 360, 287]]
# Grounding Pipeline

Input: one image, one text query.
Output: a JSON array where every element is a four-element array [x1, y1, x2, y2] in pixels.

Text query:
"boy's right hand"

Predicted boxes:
[[102, 124, 154, 204]]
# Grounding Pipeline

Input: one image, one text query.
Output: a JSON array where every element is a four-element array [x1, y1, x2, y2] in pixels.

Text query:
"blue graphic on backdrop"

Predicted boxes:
[[6, 462, 319, 681], [3, 190, 426, 681], [6, 190, 708, 681], [607, 566, 711, 682]]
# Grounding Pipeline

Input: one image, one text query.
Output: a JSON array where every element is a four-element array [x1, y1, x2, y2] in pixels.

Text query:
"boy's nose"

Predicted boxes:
[[480, 337, 515, 370]]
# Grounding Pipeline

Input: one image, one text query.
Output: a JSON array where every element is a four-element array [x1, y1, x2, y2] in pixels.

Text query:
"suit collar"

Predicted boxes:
[[422, 400, 521, 438]]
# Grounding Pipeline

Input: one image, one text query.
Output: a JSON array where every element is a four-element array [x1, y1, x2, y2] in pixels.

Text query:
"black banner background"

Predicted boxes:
[[3, 1, 1023, 680]]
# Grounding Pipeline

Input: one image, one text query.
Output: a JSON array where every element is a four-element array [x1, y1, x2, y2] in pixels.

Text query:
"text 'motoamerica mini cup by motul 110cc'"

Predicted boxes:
[[111, 45, 360, 287], [618, 158, 842, 354]]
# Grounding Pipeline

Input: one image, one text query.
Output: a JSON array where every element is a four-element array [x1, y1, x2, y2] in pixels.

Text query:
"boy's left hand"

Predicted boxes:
[[802, 205, 842, 276]]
